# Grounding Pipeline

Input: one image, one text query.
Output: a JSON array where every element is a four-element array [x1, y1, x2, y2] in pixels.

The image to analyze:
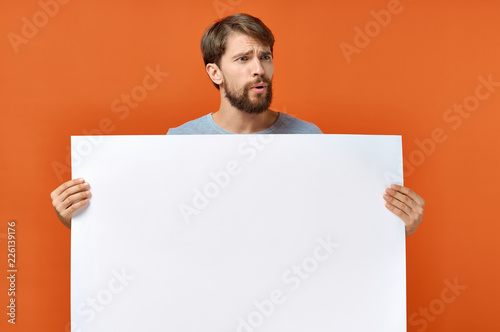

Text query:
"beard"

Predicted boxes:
[[224, 77, 273, 114]]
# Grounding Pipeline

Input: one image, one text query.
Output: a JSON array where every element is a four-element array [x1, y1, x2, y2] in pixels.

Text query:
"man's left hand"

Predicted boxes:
[[383, 184, 425, 236]]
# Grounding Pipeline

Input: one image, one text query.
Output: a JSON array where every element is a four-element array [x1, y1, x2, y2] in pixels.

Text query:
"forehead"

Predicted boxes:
[[224, 33, 271, 56]]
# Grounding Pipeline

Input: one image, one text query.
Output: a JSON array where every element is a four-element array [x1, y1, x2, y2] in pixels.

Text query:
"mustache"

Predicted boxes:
[[245, 77, 272, 90]]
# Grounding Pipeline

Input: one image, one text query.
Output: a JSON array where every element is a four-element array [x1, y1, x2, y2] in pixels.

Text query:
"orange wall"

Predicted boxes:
[[1, 0, 499, 331]]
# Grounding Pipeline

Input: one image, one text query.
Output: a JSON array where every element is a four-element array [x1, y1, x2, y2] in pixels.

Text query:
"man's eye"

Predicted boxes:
[[237, 57, 247, 61], [262, 55, 271, 60]]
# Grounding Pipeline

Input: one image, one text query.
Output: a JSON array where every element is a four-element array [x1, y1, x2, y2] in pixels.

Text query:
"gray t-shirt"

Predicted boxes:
[[167, 113, 322, 135]]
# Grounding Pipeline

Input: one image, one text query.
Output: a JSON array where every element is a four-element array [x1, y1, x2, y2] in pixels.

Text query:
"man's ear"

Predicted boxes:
[[206, 63, 223, 87]]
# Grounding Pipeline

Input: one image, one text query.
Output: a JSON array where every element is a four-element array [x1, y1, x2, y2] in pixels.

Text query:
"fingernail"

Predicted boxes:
[[391, 184, 398, 189], [386, 188, 394, 194], [78, 178, 84, 182], [383, 194, 390, 199]]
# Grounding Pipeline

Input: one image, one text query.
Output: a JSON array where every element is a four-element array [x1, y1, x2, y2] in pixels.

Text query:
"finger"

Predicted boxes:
[[385, 202, 417, 237], [60, 198, 90, 219], [390, 184, 425, 207], [384, 194, 412, 215], [385, 201, 409, 223], [56, 190, 92, 211], [385, 188, 418, 211], [60, 182, 91, 204], [51, 178, 85, 200], [385, 192, 423, 225]]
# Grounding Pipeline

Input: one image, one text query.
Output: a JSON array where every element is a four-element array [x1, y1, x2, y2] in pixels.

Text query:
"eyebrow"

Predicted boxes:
[[232, 50, 272, 59]]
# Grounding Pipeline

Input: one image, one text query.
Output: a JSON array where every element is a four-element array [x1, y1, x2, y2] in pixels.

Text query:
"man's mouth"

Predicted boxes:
[[250, 83, 268, 93]]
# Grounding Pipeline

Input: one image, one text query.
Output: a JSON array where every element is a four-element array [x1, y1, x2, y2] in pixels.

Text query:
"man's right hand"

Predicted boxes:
[[50, 178, 91, 229]]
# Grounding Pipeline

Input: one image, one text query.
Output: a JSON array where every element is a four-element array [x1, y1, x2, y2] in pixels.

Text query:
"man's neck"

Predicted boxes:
[[212, 99, 279, 134]]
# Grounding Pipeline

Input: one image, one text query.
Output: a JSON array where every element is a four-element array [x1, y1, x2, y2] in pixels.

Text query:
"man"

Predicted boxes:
[[51, 13, 425, 235]]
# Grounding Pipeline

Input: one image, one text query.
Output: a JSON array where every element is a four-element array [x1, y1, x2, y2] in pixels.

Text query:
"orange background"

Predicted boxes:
[[1, 0, 499, 331]]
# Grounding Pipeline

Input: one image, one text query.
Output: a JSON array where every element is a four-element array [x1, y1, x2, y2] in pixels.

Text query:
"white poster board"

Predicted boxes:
[[71, 134, 405, 332]]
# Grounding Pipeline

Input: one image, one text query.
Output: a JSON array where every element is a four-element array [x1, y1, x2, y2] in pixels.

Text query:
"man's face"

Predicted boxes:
[[218, 33, 274, 114]]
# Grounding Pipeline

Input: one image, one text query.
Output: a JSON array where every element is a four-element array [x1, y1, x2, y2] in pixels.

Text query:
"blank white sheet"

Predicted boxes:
[[71, 134, 405, 332]]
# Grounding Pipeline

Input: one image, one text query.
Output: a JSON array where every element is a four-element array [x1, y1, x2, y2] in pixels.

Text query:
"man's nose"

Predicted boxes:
[[252, 58, 265, 76]]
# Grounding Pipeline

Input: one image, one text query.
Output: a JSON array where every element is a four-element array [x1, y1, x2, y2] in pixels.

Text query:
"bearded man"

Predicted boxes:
[[51, 13, 425, 236]]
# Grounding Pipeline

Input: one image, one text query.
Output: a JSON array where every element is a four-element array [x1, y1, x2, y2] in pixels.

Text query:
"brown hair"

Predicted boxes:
[[201, 13, 275, 89]]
